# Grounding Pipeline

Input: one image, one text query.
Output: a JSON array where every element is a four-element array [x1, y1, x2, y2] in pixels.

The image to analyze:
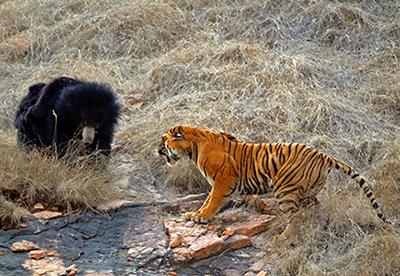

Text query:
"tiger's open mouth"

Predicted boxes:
[[158, 146, 180, 166]]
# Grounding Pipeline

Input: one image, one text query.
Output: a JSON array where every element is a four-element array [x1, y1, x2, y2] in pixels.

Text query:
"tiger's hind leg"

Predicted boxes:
[[300, 196, 320, 208], [273, 189, 302, 242], [273, 176, 328, 241]]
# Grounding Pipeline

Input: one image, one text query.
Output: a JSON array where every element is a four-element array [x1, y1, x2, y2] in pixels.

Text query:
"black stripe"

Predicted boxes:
[[347, 170, 352, 175], [263, 148, 270, 178], [193, 143, 198, 164], [351, 174, 359, 179], [213, 161, 225, 181], [232, 142, 238, 161], [202, 156, 209, 177], [359, 179, 365, 187], [366, 192, 373, 198], [287, 143, 292, 159], [271, 158, 278, 176], [275, 186, 301, 199], [255, 144, 262, 162], [241, 144, 249, 183]]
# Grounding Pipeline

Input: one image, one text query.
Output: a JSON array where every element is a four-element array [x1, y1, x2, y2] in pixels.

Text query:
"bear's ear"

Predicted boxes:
[[28, 83, 46, 94]]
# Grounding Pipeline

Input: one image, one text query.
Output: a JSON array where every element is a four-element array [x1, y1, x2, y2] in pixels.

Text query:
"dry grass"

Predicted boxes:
[[1, 0, 399, 273], [0, 131, 120, 228]]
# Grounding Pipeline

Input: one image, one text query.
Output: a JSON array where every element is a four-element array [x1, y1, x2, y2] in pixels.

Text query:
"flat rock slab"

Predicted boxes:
[[164, 214, 276, 264]]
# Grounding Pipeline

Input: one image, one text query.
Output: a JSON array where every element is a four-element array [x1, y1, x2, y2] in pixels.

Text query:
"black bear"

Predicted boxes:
[[14, 76, 121, 158]]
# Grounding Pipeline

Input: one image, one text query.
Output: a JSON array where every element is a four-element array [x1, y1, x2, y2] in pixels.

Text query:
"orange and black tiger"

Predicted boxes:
[[158, 126, 390, 240]]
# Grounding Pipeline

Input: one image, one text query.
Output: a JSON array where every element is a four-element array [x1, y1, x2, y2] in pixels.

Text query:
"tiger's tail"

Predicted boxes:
[[327, 155, 390, 224]]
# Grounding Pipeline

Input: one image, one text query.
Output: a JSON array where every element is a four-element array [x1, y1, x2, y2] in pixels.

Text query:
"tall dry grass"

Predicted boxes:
[[0, 131, 120, 228], [1, 0, 399, 273]]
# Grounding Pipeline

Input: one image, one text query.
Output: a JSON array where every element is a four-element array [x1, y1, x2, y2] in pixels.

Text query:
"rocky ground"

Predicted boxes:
[[0, 192, 278, 276]]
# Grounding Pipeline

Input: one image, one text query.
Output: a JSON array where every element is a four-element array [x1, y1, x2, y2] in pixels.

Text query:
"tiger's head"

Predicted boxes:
[[158, 126, 242, 166], [158, 126, 193, 166]]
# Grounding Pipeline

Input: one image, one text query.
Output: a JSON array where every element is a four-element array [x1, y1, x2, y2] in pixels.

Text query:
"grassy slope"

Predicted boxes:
[[0, 0, 399, 274]]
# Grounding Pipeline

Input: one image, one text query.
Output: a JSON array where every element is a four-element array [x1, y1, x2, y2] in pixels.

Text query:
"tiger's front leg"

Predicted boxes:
[[183, 194, 210, 221], [184, 177, 236, 224]]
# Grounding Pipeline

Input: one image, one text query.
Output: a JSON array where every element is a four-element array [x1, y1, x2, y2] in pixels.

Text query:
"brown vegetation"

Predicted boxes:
[[0, 0, 399, 274]]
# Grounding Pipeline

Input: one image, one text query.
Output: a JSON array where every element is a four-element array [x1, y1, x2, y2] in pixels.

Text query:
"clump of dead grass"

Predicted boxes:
[[0, 131, 120, 227], [0, 194, 24, 230]]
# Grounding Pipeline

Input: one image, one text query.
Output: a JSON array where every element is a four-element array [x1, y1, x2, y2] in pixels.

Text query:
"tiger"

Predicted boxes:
[[157, 126, 390, 241]]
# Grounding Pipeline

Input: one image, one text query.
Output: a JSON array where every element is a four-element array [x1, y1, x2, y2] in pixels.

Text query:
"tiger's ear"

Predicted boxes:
[[220, 131, 241, 142]]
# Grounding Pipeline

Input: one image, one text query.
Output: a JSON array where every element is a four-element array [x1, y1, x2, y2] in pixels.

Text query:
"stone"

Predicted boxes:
[[226, 215, 275, 237], [223, 269, 243, 276], [172, 247, 191, 259], [169, 233, 183, 248], [189, 234, 224, 260], [96, 200, 138, 212], [46, 251, 58, 257], [10, 240, 40, 252], [128, 247, 145, 258], [184, 221, 195, 227], [249, 259, 265, 272], [65, 264, 78, 275], [224, 234, 252, 250], [84, 270, 113, 276], [140, 247, 154, 255], [0, 250, 3, 256], [33, 211, 62, 220], [206, 225, 221, 231], [257, 272, 267, 276], [29, 250, 47, 260], [221, 228, 235, 238], [32, 203, 45, 212]]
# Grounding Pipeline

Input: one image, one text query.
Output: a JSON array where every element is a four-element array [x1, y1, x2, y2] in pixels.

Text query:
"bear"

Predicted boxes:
[[14, 76, 121, 158], [15, 77, 80, 149]]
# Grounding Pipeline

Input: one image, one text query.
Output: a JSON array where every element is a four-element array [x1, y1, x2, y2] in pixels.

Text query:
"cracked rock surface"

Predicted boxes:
[[0, 197, 277, 275]]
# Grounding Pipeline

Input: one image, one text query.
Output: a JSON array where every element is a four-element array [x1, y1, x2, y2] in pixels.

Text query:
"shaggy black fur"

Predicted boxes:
[[14, 76, 121, 158], [14, 82, 47, 148]]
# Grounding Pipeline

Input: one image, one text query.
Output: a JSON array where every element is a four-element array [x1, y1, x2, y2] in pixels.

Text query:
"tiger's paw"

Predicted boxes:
[[182, 211, 209, 224], [183, 211, 198, 220]]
